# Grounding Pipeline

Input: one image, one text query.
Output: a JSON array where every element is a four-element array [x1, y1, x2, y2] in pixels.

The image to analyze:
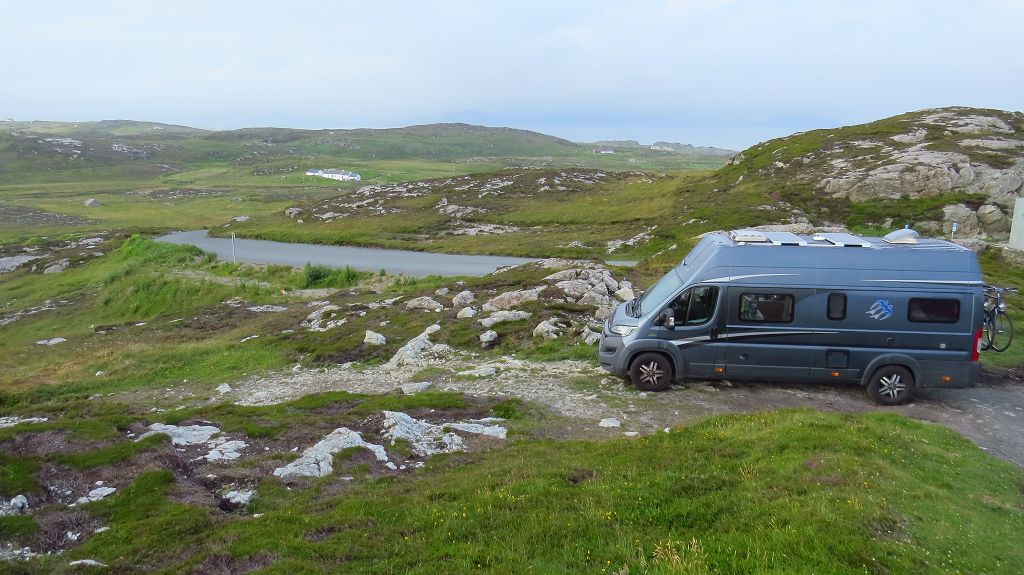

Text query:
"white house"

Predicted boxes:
[[305, 168, 361, 181]]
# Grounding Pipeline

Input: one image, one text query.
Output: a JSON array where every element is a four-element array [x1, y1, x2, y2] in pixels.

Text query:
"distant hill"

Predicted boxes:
[[696, 107, 1024, 240], [0, 119, 732, 183]]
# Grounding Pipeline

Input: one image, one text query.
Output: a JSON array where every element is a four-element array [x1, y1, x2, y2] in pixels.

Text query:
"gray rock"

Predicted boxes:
[[598, 418, 621, 428], [0, 495, 29, 516], [578, 291, 614, 308], [977, 204, 1010, 235], [943, 204, 981, 237], [451, 290, 475, 307], [457, 366, 497, 378], [481, 287, 545, 311], [301, 305, 346, 332], [69, 559, 108, 567], [405, 296, 444, 312], [43, 259, 70, 274], [478, 310, 532, 328], [222, 489, 254, 508], [400, 381, 433, 395], [363, 330, 387, 346], [381, 411, 506, 457], [285, 207, 302, 218], [273, 427, 389, 479], [74, 486, 116, 505], [216, 383, 232, 394], [35, 337, 66, 346], [456, 306, 478, 319], [434, 287, 450, 296], [479, 330, 498, 348], [0, 255, 41, 273], [532, 318, 565, 340], [580, 326, 601, 345], [613, 286, 636, 301], [137, 423, 220, 445], [83, 198, 101, 207], [555, 279, 591, 298], [543, 269, 580, 282], [387, 324, 441, 366]]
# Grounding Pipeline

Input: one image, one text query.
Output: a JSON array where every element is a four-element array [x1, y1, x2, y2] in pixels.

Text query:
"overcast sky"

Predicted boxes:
[[2, 0, 1021, 149]]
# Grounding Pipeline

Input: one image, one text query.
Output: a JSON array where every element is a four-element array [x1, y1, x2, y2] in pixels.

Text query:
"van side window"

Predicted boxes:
[[827, 293, 846, 320], [666, 286, 719, 326], [908, 298, 960, 323], [739, 293, 794, 323]]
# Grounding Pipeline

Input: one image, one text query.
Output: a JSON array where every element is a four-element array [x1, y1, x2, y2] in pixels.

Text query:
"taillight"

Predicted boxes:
[[972, 328, 983, 361]]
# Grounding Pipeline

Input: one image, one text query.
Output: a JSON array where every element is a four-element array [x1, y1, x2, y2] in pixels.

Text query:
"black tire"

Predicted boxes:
[[989, 311, 1014, 353], [629, 353, 673, 391], [866, 365, 915, 406]]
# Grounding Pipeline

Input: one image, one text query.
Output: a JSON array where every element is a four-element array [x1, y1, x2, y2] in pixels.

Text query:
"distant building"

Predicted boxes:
[[305, 168, 361, 181], [650, 145, 674, 151], [591, 147, 615, 154]]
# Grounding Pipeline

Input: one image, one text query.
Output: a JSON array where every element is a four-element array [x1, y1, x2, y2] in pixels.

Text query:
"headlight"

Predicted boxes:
[[609, 325, 637, 336]]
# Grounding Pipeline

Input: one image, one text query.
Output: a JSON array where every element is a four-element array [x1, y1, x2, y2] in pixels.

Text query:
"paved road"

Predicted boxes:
[[157, 230, 538, 277]]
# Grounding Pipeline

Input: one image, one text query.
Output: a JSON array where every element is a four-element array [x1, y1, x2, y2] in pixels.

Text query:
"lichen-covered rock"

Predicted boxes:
[[555, 279, 591, 298], [478, 310, 532, 328], [451, 290, 475, 307], [273, 428, 388, 479], [481, 287, 545, 311], [364, 330, 387, 346], [479, 330, 498, 348], [532, 318, 565, 340], [387, 324, 441, 366], [405, 296, 444, 312], [456, 306, 478, 319]]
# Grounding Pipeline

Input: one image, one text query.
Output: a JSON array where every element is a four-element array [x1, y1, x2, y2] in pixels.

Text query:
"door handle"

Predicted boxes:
[[710, 327, 719, 340]]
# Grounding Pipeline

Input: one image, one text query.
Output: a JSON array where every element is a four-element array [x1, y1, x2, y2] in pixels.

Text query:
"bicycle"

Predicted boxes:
[[982, 285, 1017, 352]]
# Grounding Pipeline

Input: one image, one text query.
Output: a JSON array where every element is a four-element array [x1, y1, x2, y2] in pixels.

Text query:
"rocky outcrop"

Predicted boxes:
[[481, 287, 545, 311], [405, 296, 444, 312], [387, 324, 442, 366], [478, 310, 532, 328], [273, 428, 389, 479]]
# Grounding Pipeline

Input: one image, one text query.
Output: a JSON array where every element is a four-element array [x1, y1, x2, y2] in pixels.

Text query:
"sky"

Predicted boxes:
[[2, 0, 1022, 150]]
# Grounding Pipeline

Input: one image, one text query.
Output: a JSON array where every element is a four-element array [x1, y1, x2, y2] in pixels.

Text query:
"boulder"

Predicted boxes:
[[285, 207, 302, 218], [387, 324, 441, 366], [481, 287, 545, 311], [532, 318, 565, 340], [456, 306, 478, 319], [457, 366, 497, 378], [363, 330, 387, 346], [479, 330, 498, 348], [543, 269, 580, 282], [434, 287, 450, 296], [578, 291, 614, 308], [977, 204, 1010, 235], [0, 495, 29, 516], [273, 428, 388, 479], [451, 290, 475, 307], [952, 238, 988, 253], [43, 259, 70, 274], [614, 286, 635, 301], [580, 326, 601, 345], [943, 204, 980, 237], [405, 296, 443, 312], [400, 381, 433, 395], [555, 279, 591, 299], [84, 198, 101, 207], [478, 310, 532, 328]]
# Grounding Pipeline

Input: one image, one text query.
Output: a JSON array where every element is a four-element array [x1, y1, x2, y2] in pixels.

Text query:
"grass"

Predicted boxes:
[[300, 263, 366, 289], [3, 408, 1017, 573]]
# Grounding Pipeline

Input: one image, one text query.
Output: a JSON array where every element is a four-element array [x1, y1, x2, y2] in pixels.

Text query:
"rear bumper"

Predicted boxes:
[[917, 360, 979, 389]]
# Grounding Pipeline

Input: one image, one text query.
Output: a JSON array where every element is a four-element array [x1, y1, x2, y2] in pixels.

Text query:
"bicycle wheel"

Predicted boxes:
[[990, 311, 1014, 352], [981, 314, 994, 351]]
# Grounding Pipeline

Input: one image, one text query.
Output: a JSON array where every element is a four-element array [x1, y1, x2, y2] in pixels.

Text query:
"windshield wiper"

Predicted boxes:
[[626, 297, 641, 318]]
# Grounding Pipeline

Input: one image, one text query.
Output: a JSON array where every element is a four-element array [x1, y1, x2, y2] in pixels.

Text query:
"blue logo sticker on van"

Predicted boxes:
[[866, 299, 894, 320]]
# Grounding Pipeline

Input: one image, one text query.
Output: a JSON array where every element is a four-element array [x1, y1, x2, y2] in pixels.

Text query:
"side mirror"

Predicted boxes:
[[656, 309, 675, 329]]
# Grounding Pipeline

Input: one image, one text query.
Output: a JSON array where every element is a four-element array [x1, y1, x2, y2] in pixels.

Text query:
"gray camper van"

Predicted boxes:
[[598, 229, 985, 405]]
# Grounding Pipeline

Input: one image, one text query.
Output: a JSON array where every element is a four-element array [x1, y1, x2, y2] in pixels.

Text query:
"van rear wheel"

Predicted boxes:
[[867, 365, 915, 406], [629, 353, 673, 391]]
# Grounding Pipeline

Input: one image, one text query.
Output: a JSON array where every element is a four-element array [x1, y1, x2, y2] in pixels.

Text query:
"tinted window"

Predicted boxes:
[[908, 298, 959, 323], [739, 293, 794, 323], [827, 293, 846, 320], [666, 286, 719, 326], [637, 270, 682, 314]]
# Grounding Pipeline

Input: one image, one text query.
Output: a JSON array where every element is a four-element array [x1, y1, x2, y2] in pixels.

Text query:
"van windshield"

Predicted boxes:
[[636, 270, 683, 315]]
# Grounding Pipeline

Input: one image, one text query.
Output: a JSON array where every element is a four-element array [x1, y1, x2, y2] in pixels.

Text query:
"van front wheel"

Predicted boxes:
[[629, 353, 673, 391], [867, 365, 915, 406]]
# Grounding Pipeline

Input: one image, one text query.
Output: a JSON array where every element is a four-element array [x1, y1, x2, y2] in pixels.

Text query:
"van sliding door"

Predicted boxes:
[[724, 287, 813, 380]]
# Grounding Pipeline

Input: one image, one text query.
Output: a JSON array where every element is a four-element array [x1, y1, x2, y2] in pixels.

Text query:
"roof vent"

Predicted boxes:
[[882, 228, 920, 245], [818, 232, 871, 248], [729, 229, 768, 243]]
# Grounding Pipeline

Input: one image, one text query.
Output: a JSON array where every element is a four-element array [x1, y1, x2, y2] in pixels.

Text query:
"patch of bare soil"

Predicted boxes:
[[193, 551, 275, 575]]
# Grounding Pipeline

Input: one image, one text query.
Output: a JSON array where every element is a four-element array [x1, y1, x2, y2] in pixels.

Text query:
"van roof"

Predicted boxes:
[[679, 230, 983, 288]]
